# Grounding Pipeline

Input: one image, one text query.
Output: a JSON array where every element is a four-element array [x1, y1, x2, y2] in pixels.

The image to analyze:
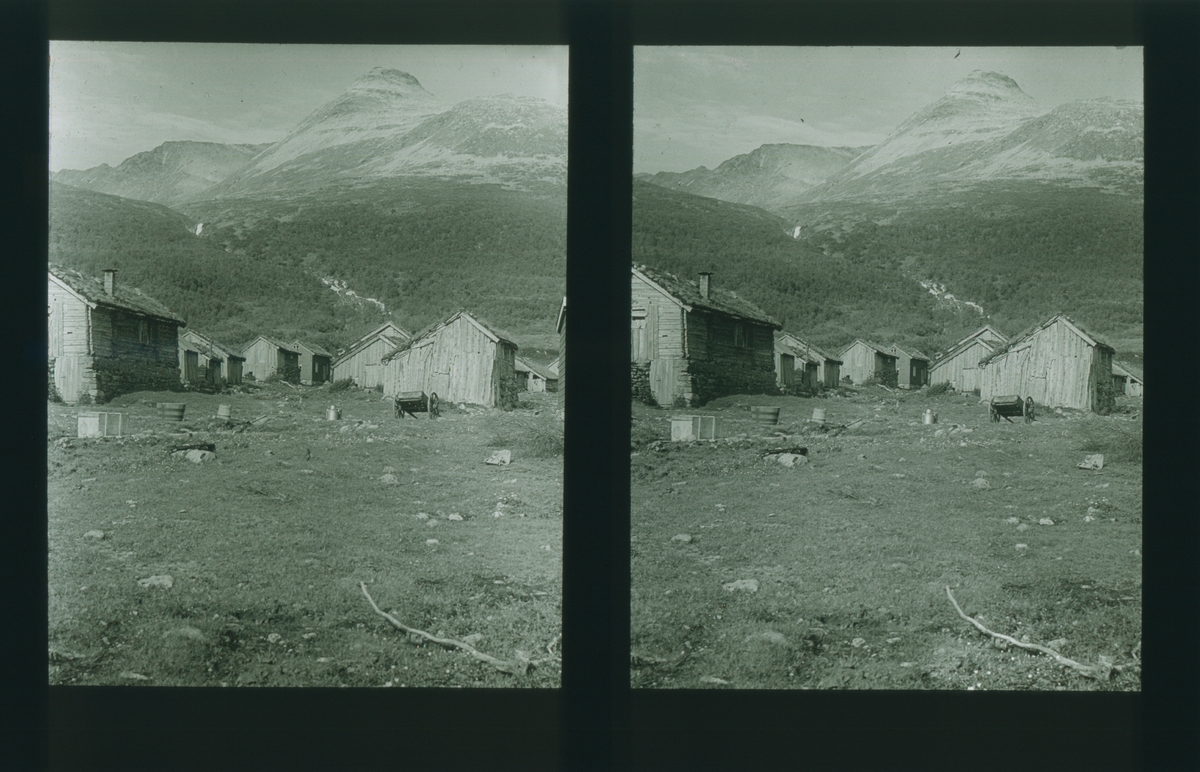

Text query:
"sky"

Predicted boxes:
[[634, 47, 1143, 174], [49, 43, 569, 172]]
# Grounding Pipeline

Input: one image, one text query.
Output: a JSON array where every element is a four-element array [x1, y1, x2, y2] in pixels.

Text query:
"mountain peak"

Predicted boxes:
[[348, 68, 436, 100], [945, 70, 1032, 102]]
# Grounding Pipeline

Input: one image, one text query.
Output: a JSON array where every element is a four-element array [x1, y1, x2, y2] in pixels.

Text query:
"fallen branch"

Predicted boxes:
[[359, 582, 529, 675], [945, 586, 1111, 680]]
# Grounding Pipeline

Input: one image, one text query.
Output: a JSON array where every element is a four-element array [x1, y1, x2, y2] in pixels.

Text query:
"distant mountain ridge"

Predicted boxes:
[[51, 141, 272, 208], [639, 144, 871, 216]]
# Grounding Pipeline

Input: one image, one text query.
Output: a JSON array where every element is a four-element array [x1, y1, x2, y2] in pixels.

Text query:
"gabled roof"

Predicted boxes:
[[331, 321, 412, 367], [979, 314, 1114, 367], [515, 355, 554, 381], [242, 335, 300, 356], [888, 343, 931, 363], [49, 265, 184, 324], [775, 331, 842, 364], [839, 339, 898, 360], [180, 328, 245, 360], [292, 340, 334, 359], [935, 325, 1009, 364], [632, 265, 781, 329], [1113, 362, 1143, 383], [381, 310, 516, 364]]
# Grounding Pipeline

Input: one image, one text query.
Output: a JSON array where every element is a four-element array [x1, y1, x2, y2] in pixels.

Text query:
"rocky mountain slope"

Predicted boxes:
[[50, 141, 271, 208]]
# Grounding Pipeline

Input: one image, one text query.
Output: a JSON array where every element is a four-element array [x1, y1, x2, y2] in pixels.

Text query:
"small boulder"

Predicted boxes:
[[777, 453, 808, 467], [1016, 523, 1029, 532], [137, 575, 173, 589], [425, 539, 439, 546], [379, 473, 398, 485], [447, 513, 464, 522], [186, 449, 215, 463], [745, 631, 791, 647], [1077, 454, 1105, 470], [1039, 518, 1055, 526], [1015, 544, 1029, 550], [969, 477, 991, 490], [84, 530, 105, 540], [699, 675, 730, 685], [485, 450, 512, 466], [1005, 517, 1020, 525], [415, 512, 430, 520], [723, 579, 759, 593], [162, 626, 206, 644], [671, 534, 693, 544]]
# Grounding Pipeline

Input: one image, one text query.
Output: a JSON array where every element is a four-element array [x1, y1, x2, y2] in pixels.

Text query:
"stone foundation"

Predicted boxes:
[[94, 357, 183, 404], [631, 362, 656, 405], [688, 360, 777, 406]]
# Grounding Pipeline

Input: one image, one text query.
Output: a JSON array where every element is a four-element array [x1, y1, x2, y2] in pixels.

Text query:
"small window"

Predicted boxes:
[[632, 307, 648, 320], [139, 320, 149, 344], [734, 323, 752, 348]]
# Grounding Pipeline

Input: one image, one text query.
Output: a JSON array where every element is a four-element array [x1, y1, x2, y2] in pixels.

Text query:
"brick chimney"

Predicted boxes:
[[698, 272, 712, 300], [103, 269, 117, 296]]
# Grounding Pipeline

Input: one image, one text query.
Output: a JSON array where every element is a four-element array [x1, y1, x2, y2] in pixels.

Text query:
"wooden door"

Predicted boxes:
[[55, 355, 85, 404], [779, 353, 795, 387], [184, 350, 199, 383], [805, 362, 819, 391], [649, 358, 682, 405]]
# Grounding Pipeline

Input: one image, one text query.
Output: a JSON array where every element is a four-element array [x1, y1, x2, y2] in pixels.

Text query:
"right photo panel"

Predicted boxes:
[[630, 47, 1143, 690]]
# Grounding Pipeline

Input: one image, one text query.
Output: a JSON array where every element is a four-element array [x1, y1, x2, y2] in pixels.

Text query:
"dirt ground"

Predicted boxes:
[[48, 382, 562, 687], [631, 386, 1142, 691]]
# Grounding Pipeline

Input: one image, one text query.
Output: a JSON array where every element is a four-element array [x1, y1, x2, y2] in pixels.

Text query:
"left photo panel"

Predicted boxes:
[[48, 42, 567, 687]]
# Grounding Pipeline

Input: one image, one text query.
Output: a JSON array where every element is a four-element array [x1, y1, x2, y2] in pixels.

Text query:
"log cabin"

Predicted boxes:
[[178, 328, 245, 386], [1112, 362, 1143, 398], [515, 355, 557, 393], [381, 310, 519, 408], [48, 266, 184, 404], [887, 344, 931, 389], [929, 325, 1008, 392], [631, 266, 780, 407], [978, 314, 1116, 413], [330, 321, 412, 389]]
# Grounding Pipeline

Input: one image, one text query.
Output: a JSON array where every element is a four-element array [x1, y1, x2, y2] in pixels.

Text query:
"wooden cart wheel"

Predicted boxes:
[[1024, 397, 1035, 424], [428, 392, 440, 418]]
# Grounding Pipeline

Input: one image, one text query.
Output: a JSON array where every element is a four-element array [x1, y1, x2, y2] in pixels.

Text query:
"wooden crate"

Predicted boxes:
[[78, 411, 124, 438], [670, 415, 720, 441]]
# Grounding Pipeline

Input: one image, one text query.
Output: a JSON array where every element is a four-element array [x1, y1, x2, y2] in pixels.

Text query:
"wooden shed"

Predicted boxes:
[[49, 266, 184, 404], [178, 328, 245, 386], [929, 325, 1008, 392], [291, 340, 333, 385], [1112, 362, 1143, 397], [241, 336, 301, 383], [838, 339, 899, 386], [631, 266, 781, 407], [887, 344, 931, 389], [515, 355, 557, 393], [330, 321, 412, 389], [381, 310, 519, 408], [978, 314, 1117, 413], [774, 332, 842, 392]]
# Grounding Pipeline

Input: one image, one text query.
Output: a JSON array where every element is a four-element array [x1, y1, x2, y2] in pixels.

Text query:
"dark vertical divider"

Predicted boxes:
[[564, 1, 633, 769]]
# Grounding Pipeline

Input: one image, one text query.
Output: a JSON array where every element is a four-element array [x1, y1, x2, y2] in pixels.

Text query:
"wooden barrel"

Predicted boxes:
[[159, 402, 186, 421], [751, 406, 781, 426]]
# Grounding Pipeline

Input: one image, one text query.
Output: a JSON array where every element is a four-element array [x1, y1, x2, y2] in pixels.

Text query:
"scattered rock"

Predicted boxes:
[[777, 453, 808, 467], [1039, 518, 1055, 526], [851, 637, 866, 648], [267, 633, 283, 644], [382, 466, 395, 474], [485, 450, 512, 466], [1077, 454, 1105, 470], [426, 539, 439, 546], [1084, 515, 1096, 522], [162, 626, 206, 644], [415, 512, 430, 520], [379, 473, 398, 485], [137, 575, 173, 589], [463, 633, 483, 645], [119, 671, 151, 681], [744, 631, 791, 646], [886, 637, 901, 644], [933, 429, 945, 438], [84, 530, 105, 540], [1015, 544, 1028, 550], [969, 478, 991, 489], [975, 471, 988, 478], [1016, 523, 1029, 531], [184, 449, 216, 463], [1005, 517, 1020, 525], [723, 579, 759, 593], [671, 534, 693, 544], [302, 633, 317, 640], [427, 519, 439, 527], [1046, 638, 1068, 650], [699, 675, 729, 685], [447, 513, 464, 521]]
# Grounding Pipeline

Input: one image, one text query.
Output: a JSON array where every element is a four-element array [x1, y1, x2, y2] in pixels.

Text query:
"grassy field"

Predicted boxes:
[[631, 386, 1142, 691], [48, 382, 562, 687]]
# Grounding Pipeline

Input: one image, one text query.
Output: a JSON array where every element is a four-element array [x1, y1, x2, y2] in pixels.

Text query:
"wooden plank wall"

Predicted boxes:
[[383, 317, 510, 406], [930, 340, 990, 392], [631, 276, 684, 362], [979, 319, 1099, 410], [333, 337, 399, 388], [840, 343, 874, 384]]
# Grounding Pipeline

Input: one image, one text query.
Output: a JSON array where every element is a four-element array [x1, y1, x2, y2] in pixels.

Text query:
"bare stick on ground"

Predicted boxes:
[[360, 581, 530, 675], [945, 586, 1114, 680]]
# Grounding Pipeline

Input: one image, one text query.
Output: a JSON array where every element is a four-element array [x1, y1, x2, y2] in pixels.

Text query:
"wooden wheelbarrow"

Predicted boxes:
[[394, 390, 440, 419], [989, 395, 1035, 423]]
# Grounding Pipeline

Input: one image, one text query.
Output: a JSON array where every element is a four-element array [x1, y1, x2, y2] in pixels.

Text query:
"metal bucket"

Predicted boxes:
[[751, 406, 781, 426], [923, 409, 938, 425], [159, 403, 186, 422], [326, 405, 341, 421], [812, 407, 827, 422], [217, 404, 231, 420]]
